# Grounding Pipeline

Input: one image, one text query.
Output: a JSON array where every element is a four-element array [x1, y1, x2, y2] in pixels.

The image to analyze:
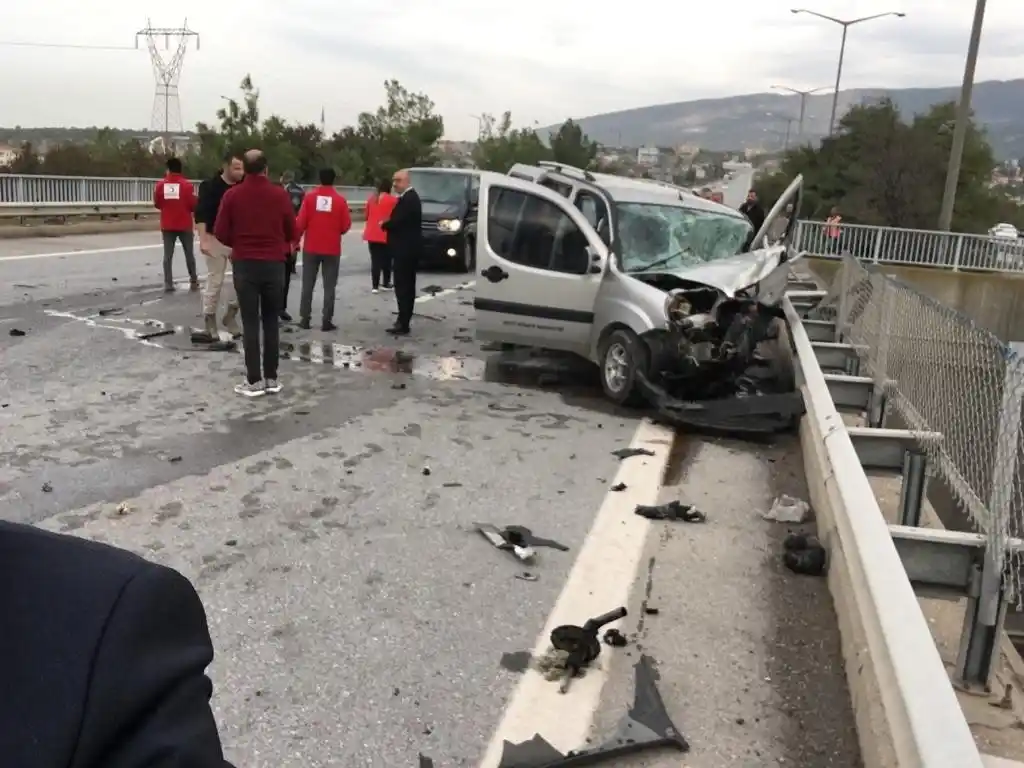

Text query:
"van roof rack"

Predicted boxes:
[[538, 160, 596, 183]]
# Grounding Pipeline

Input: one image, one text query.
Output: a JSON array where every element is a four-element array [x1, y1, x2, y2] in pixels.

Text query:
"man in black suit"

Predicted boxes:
[[382, 168, 422, 336], [0, 520, 232, 768]]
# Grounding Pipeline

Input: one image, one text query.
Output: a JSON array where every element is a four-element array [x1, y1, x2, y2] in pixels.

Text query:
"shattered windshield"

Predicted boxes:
[[614, 202, 753, 274], [407, 170, 472, 204]]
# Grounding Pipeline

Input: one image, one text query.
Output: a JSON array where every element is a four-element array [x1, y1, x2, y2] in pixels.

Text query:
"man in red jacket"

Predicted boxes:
[[153, 157, 199, 293], [214, 150, 296, 398], [294, 167, 352, 331]]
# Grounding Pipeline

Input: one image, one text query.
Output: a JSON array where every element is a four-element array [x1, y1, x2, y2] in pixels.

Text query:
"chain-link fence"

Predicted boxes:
[[810, 255, 1024, 602]]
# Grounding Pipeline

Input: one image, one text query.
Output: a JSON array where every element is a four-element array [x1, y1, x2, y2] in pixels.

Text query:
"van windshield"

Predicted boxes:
[[407, 170, 472, 204], [614, 202, 753, 274]]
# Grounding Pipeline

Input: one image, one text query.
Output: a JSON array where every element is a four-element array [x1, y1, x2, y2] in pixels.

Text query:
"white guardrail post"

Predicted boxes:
[[785, 293, 985, 768]]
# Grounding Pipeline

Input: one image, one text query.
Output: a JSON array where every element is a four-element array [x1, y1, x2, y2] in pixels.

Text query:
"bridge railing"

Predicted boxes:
[[0, 173, 374, 207], [794, 219, 1024, 273]]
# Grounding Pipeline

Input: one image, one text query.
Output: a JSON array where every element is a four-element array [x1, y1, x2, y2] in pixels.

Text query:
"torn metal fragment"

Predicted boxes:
[[611, 447, 655, 460], [634, 500, 706, 524]]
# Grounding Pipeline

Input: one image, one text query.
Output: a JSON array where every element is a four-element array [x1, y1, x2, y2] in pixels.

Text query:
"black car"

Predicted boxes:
[[408, 167, 479, 273]]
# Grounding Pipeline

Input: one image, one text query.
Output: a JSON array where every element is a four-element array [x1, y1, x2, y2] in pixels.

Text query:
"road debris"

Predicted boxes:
[[41, 482, 53, 493], [610, 482, 627, 492], [137, 328, 175, 341], [549, 607, 627, 693], [168, 455, 183, 463], [603, 628, 628, 647], [635, 500, 706, 523], [514, 571, 538, 582], [783, 532, 827, 576], [422, 467, 431, 476], [763, 494, 811, 523], [97, 307, 124, 317], [9, 328, 26, 337], [612, 447, 655, 460], [501, 525, 568, 552], [115, 502, 132, 516], [496, 655, 689, 767], [473, 522, 535, 562]]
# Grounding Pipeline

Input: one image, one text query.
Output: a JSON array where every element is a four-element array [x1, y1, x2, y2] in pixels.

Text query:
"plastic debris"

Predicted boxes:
[[783, 532, 827, 576], [635, 500, 706, 523], [603, 628, 628, 647], [9, 328, 26, 337], [550, 607, 627, 693], [473, 522, 535, 562], [611, 482, 627, 492], [763, 494, 811, 523], [612, 447, 655, 459]]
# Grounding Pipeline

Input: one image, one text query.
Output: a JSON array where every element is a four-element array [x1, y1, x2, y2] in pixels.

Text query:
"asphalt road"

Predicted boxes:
[[0, 230, 647, 766]]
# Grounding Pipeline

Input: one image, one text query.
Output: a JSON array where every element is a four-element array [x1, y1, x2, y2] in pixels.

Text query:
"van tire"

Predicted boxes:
[[457, 238, 475, 274], [599, 329, 649, 406]]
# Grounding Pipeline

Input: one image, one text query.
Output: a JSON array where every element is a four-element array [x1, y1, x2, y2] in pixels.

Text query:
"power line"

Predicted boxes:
[[0, 40, 134, 51]]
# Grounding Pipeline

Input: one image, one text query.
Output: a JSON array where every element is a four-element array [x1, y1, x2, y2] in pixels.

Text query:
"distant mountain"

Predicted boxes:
[[548, 79, 1024, 160]]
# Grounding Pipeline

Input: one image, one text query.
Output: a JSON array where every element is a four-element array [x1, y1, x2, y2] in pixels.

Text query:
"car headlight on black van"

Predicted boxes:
[[437, 219, 462, 233]]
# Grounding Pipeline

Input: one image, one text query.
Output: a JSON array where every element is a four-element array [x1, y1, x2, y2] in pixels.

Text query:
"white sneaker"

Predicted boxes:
[[234, 379, 266, 398], [264, 379, 282, 394], [371, 288, 379, 294]]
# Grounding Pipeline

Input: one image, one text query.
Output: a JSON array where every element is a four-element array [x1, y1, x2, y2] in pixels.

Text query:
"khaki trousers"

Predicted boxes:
[[202, 241, 238, 316]]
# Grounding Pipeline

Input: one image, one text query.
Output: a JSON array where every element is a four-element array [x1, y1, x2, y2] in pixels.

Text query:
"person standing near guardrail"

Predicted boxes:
[[214, 149, 296, 397], [826, 207, 843, 254], [154, 157, 199, 293], [279, 171, 306, 323], [294, 168, 352, 331], [195, 152, 244, 339], [363, 179, 397, 293]]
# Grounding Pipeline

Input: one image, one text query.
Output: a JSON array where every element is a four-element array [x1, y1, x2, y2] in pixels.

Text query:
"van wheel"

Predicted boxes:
[[458, 238, 475, 274], [600, 329, 649, 406]]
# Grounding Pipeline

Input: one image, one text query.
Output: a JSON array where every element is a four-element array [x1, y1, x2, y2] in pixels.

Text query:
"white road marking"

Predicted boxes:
[[479, 419, 675, 766], [0, 244, 163, 263], [43, 309, 169, 348]]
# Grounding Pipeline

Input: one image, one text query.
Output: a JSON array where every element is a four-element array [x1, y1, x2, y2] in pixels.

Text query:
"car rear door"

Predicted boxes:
[[474, 174, 609, 354]]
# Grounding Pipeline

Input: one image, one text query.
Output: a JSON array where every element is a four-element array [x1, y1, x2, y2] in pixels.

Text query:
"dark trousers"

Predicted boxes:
[[368, 242, 392, 289], [232, 259, 284, 384], [282, 251, 297, 311], [299, 253, 341, 323], [393, 254, 418, 330], [161, 230, 197, 285]]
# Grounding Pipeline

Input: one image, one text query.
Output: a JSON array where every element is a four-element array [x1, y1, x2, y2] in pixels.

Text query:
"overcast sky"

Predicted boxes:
[[2, 0, 1021, 140]]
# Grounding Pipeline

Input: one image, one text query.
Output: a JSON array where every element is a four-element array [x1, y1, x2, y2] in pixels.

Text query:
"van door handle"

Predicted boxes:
[[481, 266, 509, 283]]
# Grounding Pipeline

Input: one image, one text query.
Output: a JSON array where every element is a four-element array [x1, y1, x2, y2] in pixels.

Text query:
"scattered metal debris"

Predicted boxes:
[[610, 482, 627, 492], [550, 607, 627, 693], [635, 500, 706, 523], [495, 655, 689, 767], [9, 328, 26, 337], [611, 447, 655, 460], [137, 328, 175, 341], [502, 525, 568, 552], [783, 533, 827, 576], [474, 522, 535, 562], [603, 628, 628, 647], [515, 572, 539, 582]]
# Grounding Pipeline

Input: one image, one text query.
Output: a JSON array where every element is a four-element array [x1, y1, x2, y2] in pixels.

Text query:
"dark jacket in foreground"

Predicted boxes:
[[214, 174, 296, 261], [0, 520, 232, 768], [382, 187, 423, 260]]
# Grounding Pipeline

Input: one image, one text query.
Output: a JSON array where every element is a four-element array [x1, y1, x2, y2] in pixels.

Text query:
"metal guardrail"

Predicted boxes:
[[784, 289, 985, 768], [0, 173, 374, 207], [795, 219, 1024, 273]]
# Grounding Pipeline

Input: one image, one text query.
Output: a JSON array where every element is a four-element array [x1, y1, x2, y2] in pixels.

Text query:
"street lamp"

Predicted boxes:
[[790, 9, 906, 136], [771, 85, 830, 143], [938, 0, 987, 232]]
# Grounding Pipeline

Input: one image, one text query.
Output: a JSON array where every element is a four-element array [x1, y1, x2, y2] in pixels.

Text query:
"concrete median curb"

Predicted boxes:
[[784, 293, 985, 768]]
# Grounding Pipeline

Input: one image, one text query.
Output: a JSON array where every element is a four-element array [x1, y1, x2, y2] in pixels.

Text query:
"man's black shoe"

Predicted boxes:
[[387, 326, 410, 336], [279, 311, 293, 322], [297, 318, 311, 330], [322, 321, 337, 332]]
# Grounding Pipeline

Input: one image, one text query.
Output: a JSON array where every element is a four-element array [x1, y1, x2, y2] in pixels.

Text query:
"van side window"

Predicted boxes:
[[575, 191, 610, 243], [487, 188, 589, 275], [540, 179, 573, 198]]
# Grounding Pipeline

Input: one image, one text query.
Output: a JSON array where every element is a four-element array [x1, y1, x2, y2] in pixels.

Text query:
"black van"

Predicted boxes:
[[407, 167, 479, 273]]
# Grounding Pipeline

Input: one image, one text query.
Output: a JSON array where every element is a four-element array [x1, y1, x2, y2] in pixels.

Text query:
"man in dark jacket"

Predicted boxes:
[[0, 520, 232, 768], [382, 168, 422, 336], [195, 153, 244, 338], [215, 150, 296, 397], [739, 189, 766, 233], [279, 171, 305, 322]]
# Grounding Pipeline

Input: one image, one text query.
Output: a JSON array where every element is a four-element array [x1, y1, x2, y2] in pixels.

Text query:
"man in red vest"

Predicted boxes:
[[294, 167, 352, 331], [153, 157, 198, 292]]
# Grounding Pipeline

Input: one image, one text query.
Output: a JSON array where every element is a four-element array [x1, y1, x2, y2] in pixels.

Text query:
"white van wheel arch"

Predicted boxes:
[[599, 328, 648, 405]]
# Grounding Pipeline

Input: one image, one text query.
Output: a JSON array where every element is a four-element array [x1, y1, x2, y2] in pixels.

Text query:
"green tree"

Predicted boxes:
[[472, 111, 551, 171], [754, 98, 1021, 232], [549, 119, 598, 169]]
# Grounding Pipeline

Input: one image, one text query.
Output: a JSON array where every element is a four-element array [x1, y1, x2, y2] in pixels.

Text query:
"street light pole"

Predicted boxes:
[[791, 9, 906, 136], [771, 85, 829, 142], [938, 0, 987, 232]]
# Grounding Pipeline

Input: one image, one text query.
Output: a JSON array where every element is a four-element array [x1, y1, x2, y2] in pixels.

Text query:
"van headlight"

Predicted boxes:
[[664, 290, 692, 323], [437, 219, 462, 233]]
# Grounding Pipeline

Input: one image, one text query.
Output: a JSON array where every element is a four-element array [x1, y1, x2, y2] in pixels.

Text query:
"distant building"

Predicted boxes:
[[0, 143, 19, 167], [637, 146, 660, 166]]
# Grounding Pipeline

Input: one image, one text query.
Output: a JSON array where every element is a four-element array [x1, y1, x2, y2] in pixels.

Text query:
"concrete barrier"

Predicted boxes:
[[784, 292, 985, 768]]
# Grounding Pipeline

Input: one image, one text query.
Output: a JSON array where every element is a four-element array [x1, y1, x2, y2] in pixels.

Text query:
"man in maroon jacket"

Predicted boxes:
[[213, 150, 296, 398], [153, 156, 199, 292]]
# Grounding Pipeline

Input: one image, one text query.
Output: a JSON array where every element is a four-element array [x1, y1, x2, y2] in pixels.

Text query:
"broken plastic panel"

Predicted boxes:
[[495, 655, 689, 767]]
